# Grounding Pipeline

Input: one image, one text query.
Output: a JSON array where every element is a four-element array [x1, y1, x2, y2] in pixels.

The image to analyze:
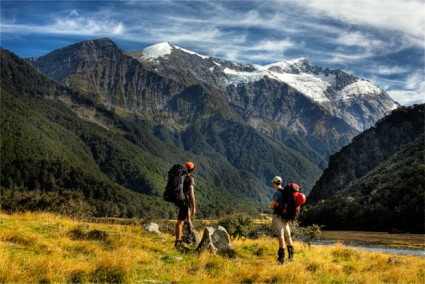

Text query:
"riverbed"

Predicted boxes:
[[312, 240, 425, 257], [312, 230, 425, 257]]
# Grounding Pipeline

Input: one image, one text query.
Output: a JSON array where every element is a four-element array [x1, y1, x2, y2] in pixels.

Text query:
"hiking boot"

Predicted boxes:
[[174, 240, 186, 251], [277, 248, 285, 264], [287, 246, 294, 262]]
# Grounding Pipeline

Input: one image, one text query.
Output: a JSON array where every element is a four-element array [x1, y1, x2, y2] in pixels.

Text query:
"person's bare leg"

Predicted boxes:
[[176, 220, 184, 241]]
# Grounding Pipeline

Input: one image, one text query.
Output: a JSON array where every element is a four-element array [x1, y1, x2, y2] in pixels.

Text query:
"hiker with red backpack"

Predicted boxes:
[[270, 176, 306, 264], [163, 161, 197, 250]]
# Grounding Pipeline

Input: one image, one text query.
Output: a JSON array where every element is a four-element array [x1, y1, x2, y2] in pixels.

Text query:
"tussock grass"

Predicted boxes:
[[1, 211, 424, 283]]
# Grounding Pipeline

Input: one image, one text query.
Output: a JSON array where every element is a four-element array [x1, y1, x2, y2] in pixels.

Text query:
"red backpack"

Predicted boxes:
[[279, 183, 306, 220]]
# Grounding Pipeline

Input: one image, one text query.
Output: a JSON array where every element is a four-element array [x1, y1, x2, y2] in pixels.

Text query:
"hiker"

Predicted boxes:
[[270, 176, 295, 264], [175, 161, 196, 249]]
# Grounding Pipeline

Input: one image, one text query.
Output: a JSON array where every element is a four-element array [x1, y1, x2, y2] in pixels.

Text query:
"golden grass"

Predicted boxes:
[[1, 211, 424, 283]]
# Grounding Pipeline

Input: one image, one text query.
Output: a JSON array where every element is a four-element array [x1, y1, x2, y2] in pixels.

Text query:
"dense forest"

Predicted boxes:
[[301, 105, 425, 233]]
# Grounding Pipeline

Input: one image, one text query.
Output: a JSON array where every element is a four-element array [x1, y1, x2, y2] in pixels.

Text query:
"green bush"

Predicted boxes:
[[218, 213, 254, 239], [292, 223, 322, 247]]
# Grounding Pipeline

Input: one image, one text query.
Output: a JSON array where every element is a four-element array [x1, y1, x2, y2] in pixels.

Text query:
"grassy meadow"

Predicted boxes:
[[1, 212, 424, 284]]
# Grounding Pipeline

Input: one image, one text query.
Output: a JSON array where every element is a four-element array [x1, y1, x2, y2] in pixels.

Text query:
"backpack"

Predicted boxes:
[[278, 183, 306, 221], [163, 164, 188, 203]]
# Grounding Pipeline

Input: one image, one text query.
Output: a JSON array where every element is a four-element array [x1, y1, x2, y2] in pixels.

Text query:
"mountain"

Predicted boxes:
[[129, 42, 398, 133], [29, 39, 328, 192], [307, 104, 425, 202], [127, 42, 398, 159], [30, 39, 397, 177], [300, 104, 425, 233], [6, 38, 401, 219], [0, 48, 266, 218]]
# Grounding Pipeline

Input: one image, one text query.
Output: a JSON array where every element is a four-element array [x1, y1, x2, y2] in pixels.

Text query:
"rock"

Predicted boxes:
[[143, 222, 161, 235], [196, 225, 235, 257], [182, 220, 200, 245]]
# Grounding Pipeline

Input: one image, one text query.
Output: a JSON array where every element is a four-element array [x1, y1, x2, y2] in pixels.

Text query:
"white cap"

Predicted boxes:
[[272, 176, 282, 184]]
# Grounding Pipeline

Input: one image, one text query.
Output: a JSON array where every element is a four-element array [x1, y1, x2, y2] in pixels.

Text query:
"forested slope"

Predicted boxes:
[[301, 105, 425, 233], [0, 48, 262, 218]]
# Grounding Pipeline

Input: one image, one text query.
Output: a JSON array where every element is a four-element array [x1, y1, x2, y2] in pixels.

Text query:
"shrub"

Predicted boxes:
[[218, 213, 254, 239], [292, 223, 322, 247]]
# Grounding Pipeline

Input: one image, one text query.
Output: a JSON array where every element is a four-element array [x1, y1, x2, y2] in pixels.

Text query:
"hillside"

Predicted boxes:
[[0, 48, 264, 218], [302, 105, 425, 233]]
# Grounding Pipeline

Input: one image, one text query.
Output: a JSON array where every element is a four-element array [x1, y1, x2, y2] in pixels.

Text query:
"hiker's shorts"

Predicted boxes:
[[175, 200, 189, 221], [272, 214, 291, 239]]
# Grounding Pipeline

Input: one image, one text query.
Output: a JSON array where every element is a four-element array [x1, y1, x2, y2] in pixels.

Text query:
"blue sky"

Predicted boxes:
[[1, 0, 424, 106]]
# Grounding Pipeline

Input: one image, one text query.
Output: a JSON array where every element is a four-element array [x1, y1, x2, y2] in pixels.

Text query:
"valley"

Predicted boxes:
[[1, 39, 423, 234]]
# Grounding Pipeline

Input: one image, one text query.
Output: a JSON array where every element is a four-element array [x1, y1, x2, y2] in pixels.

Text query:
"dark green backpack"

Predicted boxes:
[[163, 164, 188, 203]]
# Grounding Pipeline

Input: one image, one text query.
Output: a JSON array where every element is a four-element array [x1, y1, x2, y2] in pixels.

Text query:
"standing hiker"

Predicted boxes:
[[174, 161, 196, 249], [270, 176, 295, 264]]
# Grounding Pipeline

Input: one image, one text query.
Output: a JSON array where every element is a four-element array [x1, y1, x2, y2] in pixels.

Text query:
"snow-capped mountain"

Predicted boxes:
[[130, 42, 398, 132], [31, 38, 397, 165]]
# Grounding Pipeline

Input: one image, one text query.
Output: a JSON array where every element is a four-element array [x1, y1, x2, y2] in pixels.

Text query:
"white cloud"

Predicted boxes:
[[387, 90, 425, 106], [1, 10, 125, 36], [111, 23, 124, 35], [69, 10, 79, 17], [376, 66, 409, 75], [1, 0, 422, 106], [386, 71, 425, 105], [296, 0, 425, 42], [334, 31, 382, 48], [405, 71, 425, 91], [51, 14, 125, 35], [247, 39, 295, 52]]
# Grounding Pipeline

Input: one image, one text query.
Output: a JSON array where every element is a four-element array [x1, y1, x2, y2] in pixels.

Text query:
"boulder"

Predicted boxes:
[[182, 220, 200, 245], [143, 222, 161, 234], [196, 225, 235, 257]]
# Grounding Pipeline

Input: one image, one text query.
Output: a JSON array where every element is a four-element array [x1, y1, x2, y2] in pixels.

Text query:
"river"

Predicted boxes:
[[312, 240, 425, 258]]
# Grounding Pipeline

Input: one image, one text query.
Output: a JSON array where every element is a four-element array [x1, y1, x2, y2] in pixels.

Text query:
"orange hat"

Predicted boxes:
[[185, 161, 195, 170]]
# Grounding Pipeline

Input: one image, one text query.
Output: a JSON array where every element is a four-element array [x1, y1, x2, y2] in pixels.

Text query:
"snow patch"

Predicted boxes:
[[264, 61, 293, 73], [223, 67, 269, 85], [174, 46, 209, 59], [223, 63, 333, 103], [142, 42, 209, 61], [142, 42, 172, 60], [265, 58, 308, 73], [339, 80, 382, 100], [270, 71, 332, 103]]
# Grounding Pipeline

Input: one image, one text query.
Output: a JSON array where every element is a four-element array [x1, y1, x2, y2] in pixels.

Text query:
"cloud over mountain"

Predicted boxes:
[[1, 0, 423, 106]]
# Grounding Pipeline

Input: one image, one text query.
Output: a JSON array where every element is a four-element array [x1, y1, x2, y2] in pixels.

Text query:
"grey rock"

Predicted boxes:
[[143, 222, 161, 235], [182, 219, 200, 245], [196, 225, 235, 257]]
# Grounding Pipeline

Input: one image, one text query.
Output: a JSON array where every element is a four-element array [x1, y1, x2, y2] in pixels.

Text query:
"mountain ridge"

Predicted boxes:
[[28, 38, 400, 192], [307, 104, 425, 203], [301, 104, 424, 233], [129, 40, 398, 132]]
